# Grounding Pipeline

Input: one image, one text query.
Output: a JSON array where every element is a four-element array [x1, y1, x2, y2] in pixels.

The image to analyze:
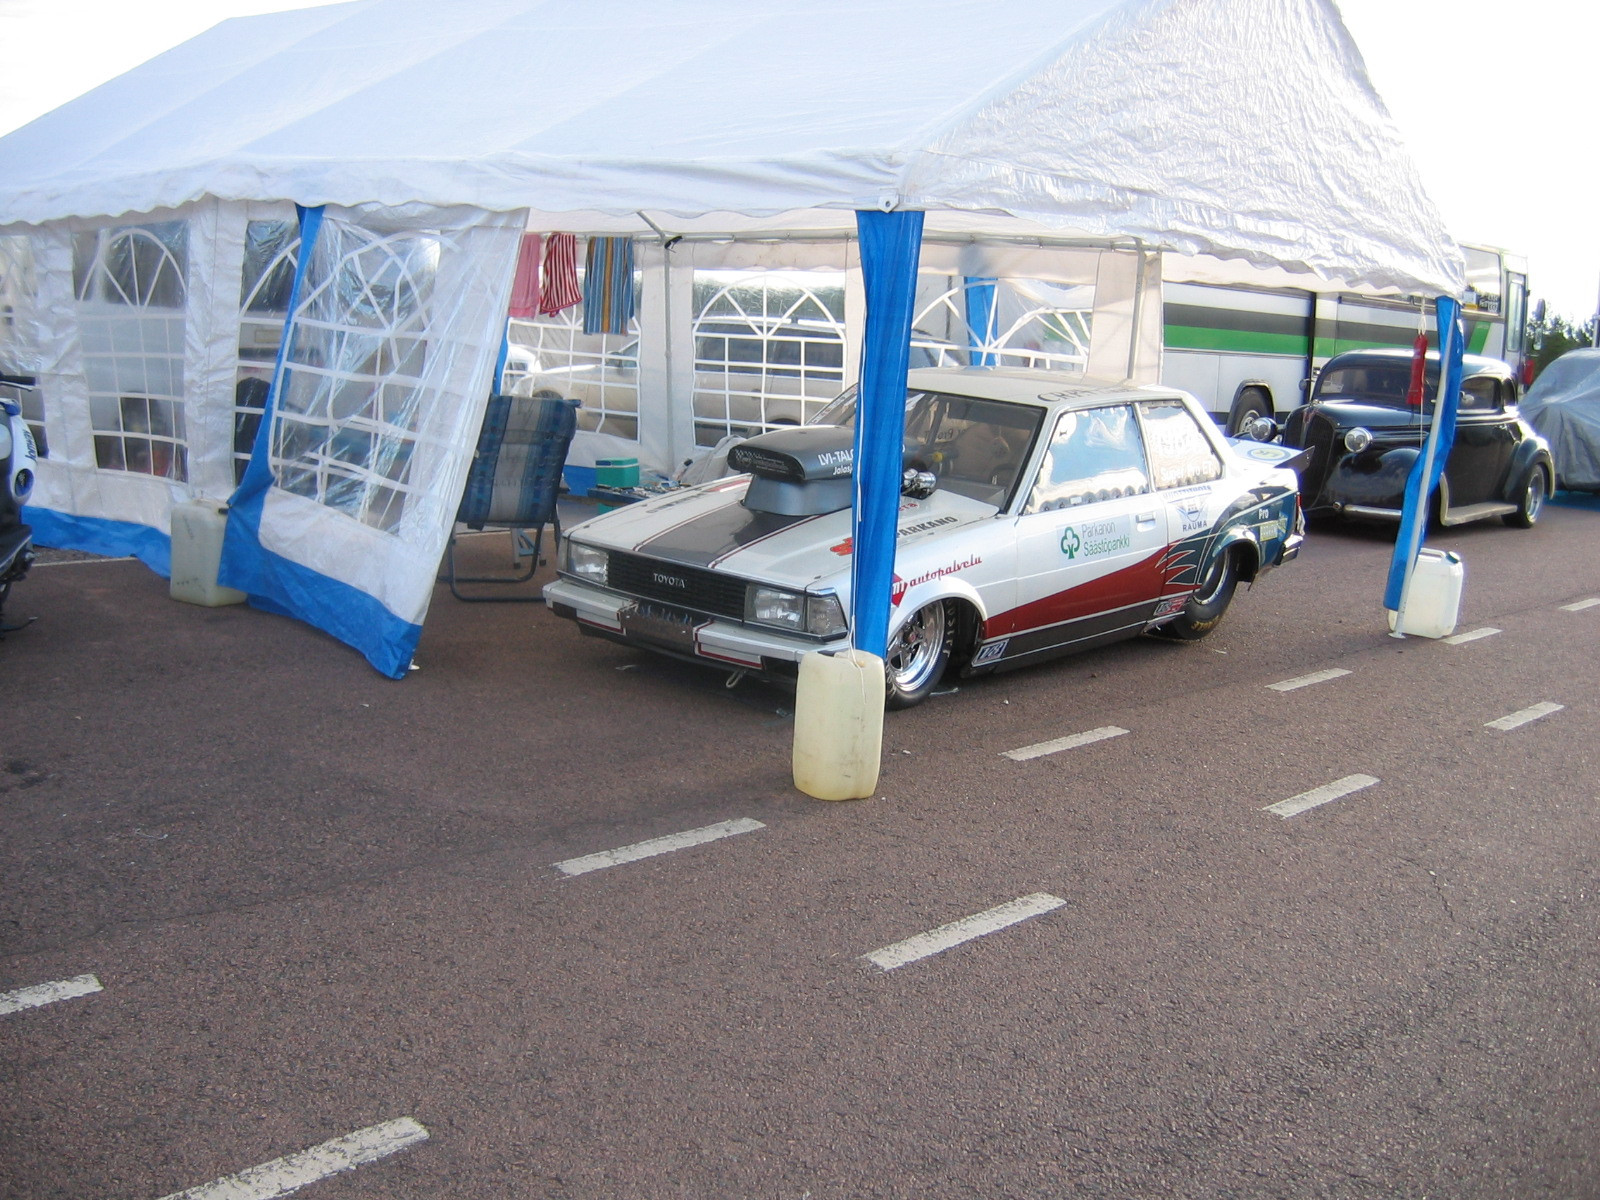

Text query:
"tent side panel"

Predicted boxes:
[[221, 204, 523, 677]]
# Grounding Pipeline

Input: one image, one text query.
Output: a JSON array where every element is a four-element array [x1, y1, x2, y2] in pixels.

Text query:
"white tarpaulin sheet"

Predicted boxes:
[[1521, 349, 1600, 491], [0, 0, 1461, 297]]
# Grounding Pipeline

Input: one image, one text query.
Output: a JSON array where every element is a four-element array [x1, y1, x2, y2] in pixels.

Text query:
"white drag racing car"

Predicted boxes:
[[545, 367, 1305, 707]]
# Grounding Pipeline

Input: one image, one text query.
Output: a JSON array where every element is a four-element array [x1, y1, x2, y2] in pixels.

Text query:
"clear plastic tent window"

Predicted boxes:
[[268, 218, 443, 533], [691, 269, 847, 446], [73, 221, 190, 481]]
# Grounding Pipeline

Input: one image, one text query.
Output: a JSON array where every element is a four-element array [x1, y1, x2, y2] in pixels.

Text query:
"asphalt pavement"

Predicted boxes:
[[2, 503, 1598, 1199]]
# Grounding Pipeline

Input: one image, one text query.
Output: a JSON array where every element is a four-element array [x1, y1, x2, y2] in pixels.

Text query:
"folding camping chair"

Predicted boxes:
[[442, 389, 579, 601]]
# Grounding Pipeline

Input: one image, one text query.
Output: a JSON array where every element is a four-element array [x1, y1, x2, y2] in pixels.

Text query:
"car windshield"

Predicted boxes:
[[812, 386, 1044, 507], [1314, 362, 1504, 413], [1314, 364, 1434, 408]]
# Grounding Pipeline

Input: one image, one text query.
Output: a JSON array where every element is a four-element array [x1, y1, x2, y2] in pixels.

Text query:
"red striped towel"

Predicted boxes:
[[538, 232, 581, 316], [508, 233, 542, 318]]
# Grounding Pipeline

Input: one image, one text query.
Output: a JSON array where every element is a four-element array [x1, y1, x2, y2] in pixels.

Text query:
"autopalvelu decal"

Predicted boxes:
[[891, 555, 983, 605]]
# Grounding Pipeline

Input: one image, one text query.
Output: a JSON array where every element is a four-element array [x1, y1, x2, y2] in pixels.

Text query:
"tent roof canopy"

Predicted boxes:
[[0, 0, 1462, 296]]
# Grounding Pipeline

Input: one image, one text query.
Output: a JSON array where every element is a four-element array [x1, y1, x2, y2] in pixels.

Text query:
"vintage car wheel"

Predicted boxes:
[[1155, 547, 1239, 641], [884, 600, 951, 709], [1504, 467, 1548, 528]]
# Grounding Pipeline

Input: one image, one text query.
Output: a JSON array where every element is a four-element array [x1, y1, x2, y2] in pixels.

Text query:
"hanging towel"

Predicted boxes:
[[538, 232, 581, 316], [507, 233, 543, 318], [583, 236, 636, 335]]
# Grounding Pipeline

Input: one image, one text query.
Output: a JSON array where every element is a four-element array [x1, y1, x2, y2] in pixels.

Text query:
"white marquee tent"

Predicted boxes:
[[0, 0, 1461, 675]]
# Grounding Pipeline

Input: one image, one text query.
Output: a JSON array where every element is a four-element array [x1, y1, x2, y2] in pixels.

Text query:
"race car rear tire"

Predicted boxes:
[[884, 600, 951, 709], [1155, 546, 1239, 641]]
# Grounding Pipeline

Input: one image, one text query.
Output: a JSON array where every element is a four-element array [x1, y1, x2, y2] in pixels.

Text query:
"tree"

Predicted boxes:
[[1527, 303, 1597, 376]]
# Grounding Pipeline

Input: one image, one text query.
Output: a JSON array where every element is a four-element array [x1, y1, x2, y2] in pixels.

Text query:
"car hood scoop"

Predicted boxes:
[[729, 425, 856, 516]]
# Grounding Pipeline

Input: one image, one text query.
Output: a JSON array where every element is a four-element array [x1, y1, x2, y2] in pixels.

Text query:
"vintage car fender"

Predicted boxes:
[[1323, 445, 1415, 509], [1499, 439, 1555, 503]]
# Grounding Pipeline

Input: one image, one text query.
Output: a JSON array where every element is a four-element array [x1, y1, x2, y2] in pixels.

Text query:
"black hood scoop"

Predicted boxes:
[[728, 425, 855, 516]]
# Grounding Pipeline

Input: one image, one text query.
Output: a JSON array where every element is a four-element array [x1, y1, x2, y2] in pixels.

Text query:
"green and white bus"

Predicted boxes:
[[1164, 244, 1530, 434]]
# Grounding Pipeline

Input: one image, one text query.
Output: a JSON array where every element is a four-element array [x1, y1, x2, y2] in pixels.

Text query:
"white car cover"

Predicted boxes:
[[1521, 349, 1600, 491]]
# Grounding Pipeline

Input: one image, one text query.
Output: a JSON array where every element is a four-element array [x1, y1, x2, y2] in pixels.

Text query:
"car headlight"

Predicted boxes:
[[746, 586, 850, 638], [806, 593, 848, 638], [748, 585, 805, 630], [564, 541, 608, 584], [1343, 427, 1373, 453]]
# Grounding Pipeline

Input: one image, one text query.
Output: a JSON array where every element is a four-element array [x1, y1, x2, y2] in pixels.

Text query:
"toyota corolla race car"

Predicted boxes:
[[544, 367, 1304, 708]]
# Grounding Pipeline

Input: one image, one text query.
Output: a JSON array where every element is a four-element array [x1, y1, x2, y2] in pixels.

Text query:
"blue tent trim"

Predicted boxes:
[[851, 209, 924, 660], [965, 276, 997, 366], [22, 507, 171, 575]]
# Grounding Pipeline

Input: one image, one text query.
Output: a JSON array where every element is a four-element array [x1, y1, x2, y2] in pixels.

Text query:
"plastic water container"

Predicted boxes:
[[169, 500, 246, 607], [792, 650, 884, 801], [1388, 548, 1463, 638]]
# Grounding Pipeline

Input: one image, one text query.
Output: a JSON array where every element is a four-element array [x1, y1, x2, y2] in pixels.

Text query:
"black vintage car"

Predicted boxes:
[[1281, 348, 1554, 529]]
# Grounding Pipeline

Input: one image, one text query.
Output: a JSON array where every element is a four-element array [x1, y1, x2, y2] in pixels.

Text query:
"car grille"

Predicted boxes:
[[607, 551, 748, 619], [1293, 411, 1337, 504]]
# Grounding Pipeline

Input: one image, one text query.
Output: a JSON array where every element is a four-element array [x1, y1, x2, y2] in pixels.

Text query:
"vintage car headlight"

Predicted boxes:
[[564, 540, 608, 585], [1343, 426, 1374, 453]]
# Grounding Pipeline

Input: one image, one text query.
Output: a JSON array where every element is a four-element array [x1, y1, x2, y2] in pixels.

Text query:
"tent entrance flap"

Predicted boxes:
[[220, 203, 524, 677]]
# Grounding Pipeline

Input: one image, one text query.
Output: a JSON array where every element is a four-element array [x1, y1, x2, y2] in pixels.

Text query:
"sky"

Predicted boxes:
[[0, 0, 1596, 321]]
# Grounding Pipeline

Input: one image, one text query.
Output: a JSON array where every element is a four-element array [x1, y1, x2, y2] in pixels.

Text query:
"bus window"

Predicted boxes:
[[1463, 247, 1503, 314]]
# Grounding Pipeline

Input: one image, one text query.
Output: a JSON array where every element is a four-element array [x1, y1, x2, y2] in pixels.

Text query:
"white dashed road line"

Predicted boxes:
[[156, 1118, 429, 1200], [0, 974, 102, 1015], [864, 893, 1066, 971], [1263, 774, 1380, 818], [1560, 598, 1600, 612], [1267, 668, 1351, 692], [554, 818, 765, 877], [1485, 702, 1564, 731], [1002, 726, 1128, 761], [1443, 627, 1501, 645]]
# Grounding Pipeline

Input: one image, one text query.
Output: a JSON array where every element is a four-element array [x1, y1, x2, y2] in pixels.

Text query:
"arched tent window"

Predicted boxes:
[[691, 269, 846, 446], [0, 234, 45, 456], [507, 301, 640, 441], [912, 276, 1092, 373], [267, 222, 443, 532], [72, 221, 190, 480], [235, 219, 300, 483]]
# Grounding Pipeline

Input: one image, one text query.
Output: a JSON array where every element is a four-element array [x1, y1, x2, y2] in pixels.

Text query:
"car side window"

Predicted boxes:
[[1459, 377, 1500, 412], [1139, 400, 1224, 489], [1022, 404, 1148, 514]]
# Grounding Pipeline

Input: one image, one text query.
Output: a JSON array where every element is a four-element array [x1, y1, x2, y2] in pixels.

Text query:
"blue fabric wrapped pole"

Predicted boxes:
[[965, 277, 997, 366], [1384, 294, 1465, 614], [852, 209, 924, 659]]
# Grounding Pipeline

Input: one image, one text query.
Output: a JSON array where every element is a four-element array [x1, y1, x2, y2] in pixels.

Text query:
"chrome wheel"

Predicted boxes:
[[1506, 468, 1548, 528], [884, 601, 949, 708]]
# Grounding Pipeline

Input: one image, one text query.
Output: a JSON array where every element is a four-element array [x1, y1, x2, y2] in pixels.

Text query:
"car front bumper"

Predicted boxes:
[[544, 576, 850, 676]]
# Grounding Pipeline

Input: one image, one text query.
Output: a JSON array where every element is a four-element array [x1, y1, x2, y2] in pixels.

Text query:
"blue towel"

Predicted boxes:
[[582, 237, 635, 335]]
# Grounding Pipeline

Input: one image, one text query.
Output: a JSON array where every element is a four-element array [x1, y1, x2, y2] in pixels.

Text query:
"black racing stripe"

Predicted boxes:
[[636, 503, 809, 568]]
